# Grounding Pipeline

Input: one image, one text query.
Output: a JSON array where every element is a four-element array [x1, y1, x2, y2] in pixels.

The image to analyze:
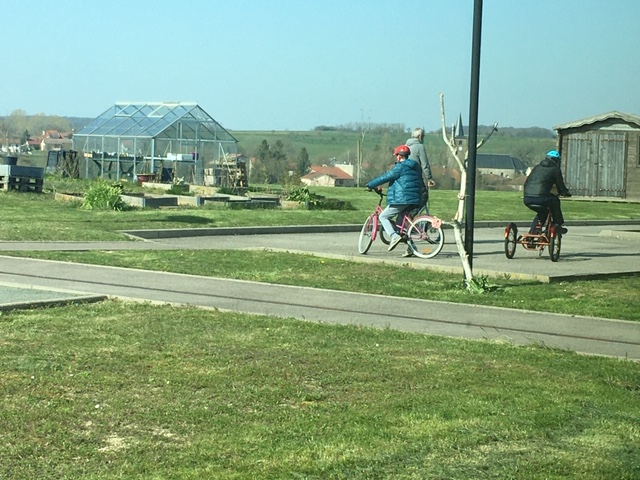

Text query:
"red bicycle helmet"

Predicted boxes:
[[393, 145, 410, 157]]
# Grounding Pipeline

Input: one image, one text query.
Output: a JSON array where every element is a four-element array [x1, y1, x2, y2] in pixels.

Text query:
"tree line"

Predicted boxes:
[[429, 125, 556, 139], [314, 122, 408, 135], [0, 110, 79, 145], [315, 123, 556, 139]]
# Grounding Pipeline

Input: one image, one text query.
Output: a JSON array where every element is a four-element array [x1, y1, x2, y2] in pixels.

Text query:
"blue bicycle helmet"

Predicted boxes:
[[546, 150, 560, 159]]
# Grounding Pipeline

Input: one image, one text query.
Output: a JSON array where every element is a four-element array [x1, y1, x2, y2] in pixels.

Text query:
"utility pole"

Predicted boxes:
[[356, 138, 361, 187]]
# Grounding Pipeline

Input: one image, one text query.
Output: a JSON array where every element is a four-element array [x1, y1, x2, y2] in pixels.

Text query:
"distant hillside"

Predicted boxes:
[[231, 129, 557, 182], [430, 125, 556, 139]]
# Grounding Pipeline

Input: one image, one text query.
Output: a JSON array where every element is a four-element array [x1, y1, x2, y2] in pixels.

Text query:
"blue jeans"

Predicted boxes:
[[379, 204, 414, 237]]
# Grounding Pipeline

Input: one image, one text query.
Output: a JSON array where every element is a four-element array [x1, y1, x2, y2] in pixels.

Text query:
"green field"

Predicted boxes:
[[1, 186, 638, 241], [229, 129, 556, 168]]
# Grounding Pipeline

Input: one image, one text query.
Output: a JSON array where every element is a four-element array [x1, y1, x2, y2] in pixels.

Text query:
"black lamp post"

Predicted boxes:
[[464, 0, 484, 270]]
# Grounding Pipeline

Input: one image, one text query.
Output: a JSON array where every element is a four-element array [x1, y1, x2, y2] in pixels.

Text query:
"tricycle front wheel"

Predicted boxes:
[[504, 222, 518, 259]]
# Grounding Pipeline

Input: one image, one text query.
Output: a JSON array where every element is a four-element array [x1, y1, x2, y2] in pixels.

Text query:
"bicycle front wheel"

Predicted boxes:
[[358, 215, 376, 254], [407, 216, 445, 259]]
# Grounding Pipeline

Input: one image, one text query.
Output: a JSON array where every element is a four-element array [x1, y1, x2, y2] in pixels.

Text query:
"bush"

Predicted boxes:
[[82, 182, 126, 211], [283, 186, 355, 210], [310, 198, 356, 210], [285, 186, 319, 203]]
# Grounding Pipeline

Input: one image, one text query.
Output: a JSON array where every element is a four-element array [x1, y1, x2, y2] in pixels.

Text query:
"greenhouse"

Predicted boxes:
[[72, 102, 244, 187]]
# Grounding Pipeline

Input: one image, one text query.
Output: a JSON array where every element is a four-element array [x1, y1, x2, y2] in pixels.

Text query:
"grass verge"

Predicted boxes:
[[1, 301, 639, 479]]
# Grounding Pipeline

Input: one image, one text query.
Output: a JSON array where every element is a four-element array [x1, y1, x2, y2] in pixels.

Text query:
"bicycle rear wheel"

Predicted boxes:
[[358, 215, 376, 254], [379, 228, 390, 245], [406, 216, 445, 259]]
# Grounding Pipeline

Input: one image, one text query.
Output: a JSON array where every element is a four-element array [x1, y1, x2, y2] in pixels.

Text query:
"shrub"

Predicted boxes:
[[82, 182, 126, 211], [285, 186, 321, 203], [310, 198, 356, 210], [285, 186, 354, 210]]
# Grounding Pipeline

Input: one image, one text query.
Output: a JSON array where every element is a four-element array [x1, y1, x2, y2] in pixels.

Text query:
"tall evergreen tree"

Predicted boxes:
[[296, 147, 310, 176]]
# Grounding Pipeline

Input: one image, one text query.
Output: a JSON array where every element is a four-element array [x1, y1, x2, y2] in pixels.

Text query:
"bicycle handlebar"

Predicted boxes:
[[366, 187, 384, 197]]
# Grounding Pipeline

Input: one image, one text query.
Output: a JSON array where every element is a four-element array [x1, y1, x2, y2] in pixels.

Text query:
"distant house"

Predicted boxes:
[[301, 164, 355, 187], [554, 111, 640, 199], [40, 130, 72, 151], [476, 154, 527, 178], [28, 136, 42, 150]]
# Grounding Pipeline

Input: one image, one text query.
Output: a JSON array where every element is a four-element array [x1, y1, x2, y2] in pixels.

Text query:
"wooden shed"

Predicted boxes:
[[554, 111, 640, 199]]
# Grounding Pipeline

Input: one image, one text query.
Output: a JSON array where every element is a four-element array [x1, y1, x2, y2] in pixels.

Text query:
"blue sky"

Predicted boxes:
[[3, 0, 639, 131]]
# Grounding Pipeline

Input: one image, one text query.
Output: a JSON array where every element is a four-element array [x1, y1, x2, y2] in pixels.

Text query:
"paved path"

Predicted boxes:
[[1, 222, 639, 360], [3, 222, 639, 282]]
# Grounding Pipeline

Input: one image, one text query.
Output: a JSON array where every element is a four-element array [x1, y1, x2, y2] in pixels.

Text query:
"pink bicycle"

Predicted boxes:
[[357, 188, 444, 259]]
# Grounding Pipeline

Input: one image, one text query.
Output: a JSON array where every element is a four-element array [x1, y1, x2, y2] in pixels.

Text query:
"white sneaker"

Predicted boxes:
[[388, 235, 403, 252]]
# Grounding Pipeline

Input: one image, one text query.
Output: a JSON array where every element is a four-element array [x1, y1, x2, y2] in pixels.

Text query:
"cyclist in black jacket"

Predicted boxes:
[[523, 150, 571, 234]]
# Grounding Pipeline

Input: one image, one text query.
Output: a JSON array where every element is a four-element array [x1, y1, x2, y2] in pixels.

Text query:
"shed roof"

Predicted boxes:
[[553, 111, 640, 131], [75, 102, 237, 142]]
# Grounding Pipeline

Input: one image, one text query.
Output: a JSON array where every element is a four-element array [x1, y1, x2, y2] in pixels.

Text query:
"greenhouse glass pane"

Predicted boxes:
[[149, 105, 173, 117], [115, 104, 140, 116]]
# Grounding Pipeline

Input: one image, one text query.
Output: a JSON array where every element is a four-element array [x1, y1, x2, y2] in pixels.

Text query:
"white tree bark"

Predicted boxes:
[[439, 93, 498, 284]]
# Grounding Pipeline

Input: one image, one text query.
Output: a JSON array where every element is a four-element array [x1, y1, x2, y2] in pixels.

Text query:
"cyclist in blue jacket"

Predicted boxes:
[[524, 150, 571, 234], [366, 144, 425, 251]]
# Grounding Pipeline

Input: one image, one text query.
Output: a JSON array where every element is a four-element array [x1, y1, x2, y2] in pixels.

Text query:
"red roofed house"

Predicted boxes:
[[40, 130, 73, 152], [301, 164, 355, 187]]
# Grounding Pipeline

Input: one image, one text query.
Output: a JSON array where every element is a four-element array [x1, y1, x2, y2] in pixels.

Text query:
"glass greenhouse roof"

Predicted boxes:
[[75, 102, 237, 142]]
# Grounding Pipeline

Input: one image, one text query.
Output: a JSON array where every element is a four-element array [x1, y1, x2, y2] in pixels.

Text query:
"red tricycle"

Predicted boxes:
[[504, 205, 562, 262]]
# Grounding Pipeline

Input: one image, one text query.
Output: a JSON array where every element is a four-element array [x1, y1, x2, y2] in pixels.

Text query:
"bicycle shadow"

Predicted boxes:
[[472, 248, 640, 263]]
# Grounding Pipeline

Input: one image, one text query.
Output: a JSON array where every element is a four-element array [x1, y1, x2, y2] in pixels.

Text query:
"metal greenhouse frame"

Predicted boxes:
[[72, 102, 243, 187]]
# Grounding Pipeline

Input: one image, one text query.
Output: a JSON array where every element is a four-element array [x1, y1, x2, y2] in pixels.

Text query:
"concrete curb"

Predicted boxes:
[[121, 219, 640, 240], [121, 224, 364, 239], [0, 295, 108, 311]]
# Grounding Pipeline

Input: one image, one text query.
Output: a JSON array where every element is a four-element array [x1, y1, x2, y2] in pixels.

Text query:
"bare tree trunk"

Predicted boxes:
[[439, 93, 498, 285]]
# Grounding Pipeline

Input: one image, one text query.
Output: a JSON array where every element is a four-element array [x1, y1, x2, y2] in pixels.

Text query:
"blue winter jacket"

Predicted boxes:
[[366, 158, 425, 205]]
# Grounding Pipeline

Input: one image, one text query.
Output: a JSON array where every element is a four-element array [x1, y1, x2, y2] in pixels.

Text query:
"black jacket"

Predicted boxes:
[[524, 158, 570, 197]]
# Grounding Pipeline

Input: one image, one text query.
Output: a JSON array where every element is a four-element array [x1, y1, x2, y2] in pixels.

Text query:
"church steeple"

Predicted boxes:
[[452, 113, 468, 164], [455, 113, 465, 138]]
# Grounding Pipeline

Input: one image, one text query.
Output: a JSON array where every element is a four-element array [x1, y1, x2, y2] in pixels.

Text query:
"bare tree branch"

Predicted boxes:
[[438, 93, 499, 285]]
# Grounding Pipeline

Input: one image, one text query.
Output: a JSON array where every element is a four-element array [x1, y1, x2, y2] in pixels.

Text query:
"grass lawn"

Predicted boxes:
[[1, 301, 639, 479], [1, 184, 639, 241], [1, 183, 639, 478]]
